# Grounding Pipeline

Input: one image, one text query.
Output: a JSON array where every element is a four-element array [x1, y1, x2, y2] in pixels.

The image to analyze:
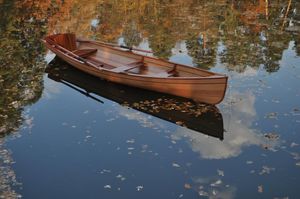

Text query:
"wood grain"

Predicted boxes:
[[43, 33, 228, 104]]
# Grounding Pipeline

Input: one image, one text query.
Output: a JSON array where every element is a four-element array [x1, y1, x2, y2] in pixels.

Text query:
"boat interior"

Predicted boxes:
[[46, 33, 216, 78]]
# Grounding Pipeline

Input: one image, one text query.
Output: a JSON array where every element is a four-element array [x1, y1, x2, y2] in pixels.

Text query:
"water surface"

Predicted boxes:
[[0, 1, 300, 198]]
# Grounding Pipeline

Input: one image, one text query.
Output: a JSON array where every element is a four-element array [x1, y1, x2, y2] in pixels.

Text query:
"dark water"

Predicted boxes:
[[0, 0, 300, 198]]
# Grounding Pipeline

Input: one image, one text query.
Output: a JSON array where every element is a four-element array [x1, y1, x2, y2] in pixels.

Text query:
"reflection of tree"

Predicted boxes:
[[142, 1, 180, 58], [146, 24, 175, 59], [220, 2, 265, 72], [219, 0, 294, 73], [263, 33, 285, 73], [260, 1, 296, 73], [0, 0, 14, 30], [93, 0, 297, 72], [185, 1, 224, 69], [0, 1, 50, 136], [34, 0, 299, 72], [95, 1, 126, 42], [122, 21, 142, 47], [37, 0, 104, 39], [0, 0, 61, 197], [0, 138, 20, 199], [186, 33, 218, 69]]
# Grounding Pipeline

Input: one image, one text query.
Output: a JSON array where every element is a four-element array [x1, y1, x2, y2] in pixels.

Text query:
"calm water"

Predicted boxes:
[[1, 0, 300, 198]]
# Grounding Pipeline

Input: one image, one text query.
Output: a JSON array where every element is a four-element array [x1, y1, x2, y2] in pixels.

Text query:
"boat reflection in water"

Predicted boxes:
[[46, 58, 224, 140]]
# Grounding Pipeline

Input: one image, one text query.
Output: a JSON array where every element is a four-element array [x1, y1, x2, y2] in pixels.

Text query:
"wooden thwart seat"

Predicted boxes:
[[110, 61, 144, 73], [153, 71, 174, 77], [73, 48, 97, 58], [151, 64, 177, 77], [111, 65, 138, 73]]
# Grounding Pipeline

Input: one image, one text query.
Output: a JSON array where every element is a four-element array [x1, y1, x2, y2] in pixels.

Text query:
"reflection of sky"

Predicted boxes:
[[171, 91, 266, 159], [169, 41, 194, 66], [41, 78, 61, 100], [137, 38, 153, 52], [44, 51, 56, 64], [116, 106, 166, 130], [90, 18, 99, 29]]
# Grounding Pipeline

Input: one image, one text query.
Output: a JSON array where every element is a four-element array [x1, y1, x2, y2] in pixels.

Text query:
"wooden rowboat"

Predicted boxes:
[[42, 33, 228, 104]]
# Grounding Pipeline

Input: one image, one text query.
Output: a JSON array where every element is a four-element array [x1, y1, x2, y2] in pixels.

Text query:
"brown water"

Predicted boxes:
[[0, 0, 300, 198]]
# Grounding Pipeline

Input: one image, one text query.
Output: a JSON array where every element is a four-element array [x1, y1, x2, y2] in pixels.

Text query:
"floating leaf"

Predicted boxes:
[[172, 163, 181, 168], [246, 161, 254, 164], [176, 121, 184, 126], [100, 169, 111, 174], [210, 180, 222, 187], [258, 185, 263, 193], [265, 112, 278, 119], [116, 174, 122, 178], [259, 166, 275, 175], [83, 110, 89, 114], [126, 139, 135, 144], [104, 185, 111, 189], [264, 133, 279, 140], [290, 142, 299, 148], [184, 183, 192, 189], [198, 191, 208, 196], [217, 169, 224, 176], [136, 185, 143, 191]]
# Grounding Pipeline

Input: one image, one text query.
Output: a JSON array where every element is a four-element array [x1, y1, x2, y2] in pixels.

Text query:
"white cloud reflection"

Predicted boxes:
[[117, 106, 166, 129], [42, 78, 61, 99], [172, 91, 265, 159]]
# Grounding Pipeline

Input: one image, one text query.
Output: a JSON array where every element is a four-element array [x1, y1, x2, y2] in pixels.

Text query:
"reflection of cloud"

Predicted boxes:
[[173, 126, 262, 159], [172, 91, 265, 159], [42, 79, 61, 99], [231, 91, 256, 118], [117, 106, 165, 129], [241, 66, 258, 77], [44, 51, 56, 64], [22, 109, 34, 132]]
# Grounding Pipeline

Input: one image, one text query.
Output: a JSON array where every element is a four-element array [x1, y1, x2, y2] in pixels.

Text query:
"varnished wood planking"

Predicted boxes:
[[43, 34, 228, 104]]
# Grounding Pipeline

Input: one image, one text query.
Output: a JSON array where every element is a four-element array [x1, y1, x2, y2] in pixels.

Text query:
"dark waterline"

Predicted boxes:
[[0, 1, 300, 198]]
